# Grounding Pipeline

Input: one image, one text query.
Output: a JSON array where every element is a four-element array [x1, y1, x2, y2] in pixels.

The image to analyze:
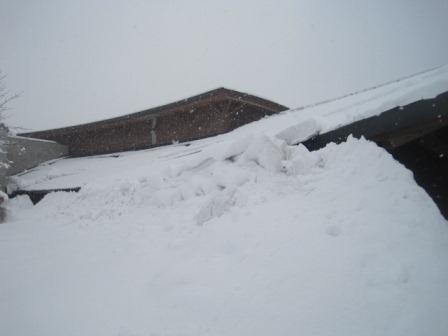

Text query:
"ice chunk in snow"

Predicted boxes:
[[240, 135, 285, 172], [220, 136, 253, 162], [275, 118, 321, 145], [282, 144, 321, 175]]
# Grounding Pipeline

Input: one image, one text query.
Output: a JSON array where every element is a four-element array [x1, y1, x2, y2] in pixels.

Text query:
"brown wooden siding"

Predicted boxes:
[[19, 88, 288, 157]]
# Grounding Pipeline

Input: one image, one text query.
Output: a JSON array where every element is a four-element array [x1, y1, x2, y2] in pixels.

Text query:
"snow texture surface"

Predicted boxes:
[[1, 65, 448, 336]]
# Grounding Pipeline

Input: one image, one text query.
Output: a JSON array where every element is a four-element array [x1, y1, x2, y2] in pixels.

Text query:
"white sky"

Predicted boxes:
[[1, 0, 448, 131]]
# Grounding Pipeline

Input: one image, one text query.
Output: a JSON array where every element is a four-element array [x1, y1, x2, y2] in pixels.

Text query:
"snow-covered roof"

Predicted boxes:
[[233, 64, 448, 145], [2, 65, 448, 336], [10, 64, 448, 190]]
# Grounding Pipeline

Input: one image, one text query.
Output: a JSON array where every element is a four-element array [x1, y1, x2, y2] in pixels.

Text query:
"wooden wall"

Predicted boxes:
[[28, 97, 282, 157]]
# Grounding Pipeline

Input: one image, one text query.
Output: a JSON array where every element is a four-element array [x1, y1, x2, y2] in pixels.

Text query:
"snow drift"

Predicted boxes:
[[2, 65, 448, 335], [1, 135, 448, 336]]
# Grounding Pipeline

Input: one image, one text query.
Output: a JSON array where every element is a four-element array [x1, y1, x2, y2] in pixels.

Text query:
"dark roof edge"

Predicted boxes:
[[19, 88, 288, 136], [301, 90, 448, 151]]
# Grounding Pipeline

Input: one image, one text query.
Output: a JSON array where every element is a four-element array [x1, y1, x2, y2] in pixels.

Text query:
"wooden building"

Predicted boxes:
[[19, 88, 288, 157]]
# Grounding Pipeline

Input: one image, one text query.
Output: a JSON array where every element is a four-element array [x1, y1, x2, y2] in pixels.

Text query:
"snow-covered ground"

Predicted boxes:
[[1, 65, 448, 336]]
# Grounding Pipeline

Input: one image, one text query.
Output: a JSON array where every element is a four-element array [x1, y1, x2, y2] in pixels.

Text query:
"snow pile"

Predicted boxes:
[[2, 65, 448, 335], [1, 135, 448, 336]]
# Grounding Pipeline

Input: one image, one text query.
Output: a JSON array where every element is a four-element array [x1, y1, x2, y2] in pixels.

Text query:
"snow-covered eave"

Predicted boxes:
[[301, 90, 448, 151], [273, 64, 448, 147]]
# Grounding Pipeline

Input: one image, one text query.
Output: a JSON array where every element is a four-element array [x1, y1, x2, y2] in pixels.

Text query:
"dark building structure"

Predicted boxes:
[[19, 88, 288, 157], [302, 90, 448, 219]]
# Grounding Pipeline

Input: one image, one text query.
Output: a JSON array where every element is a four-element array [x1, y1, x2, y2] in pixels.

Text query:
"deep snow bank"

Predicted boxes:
[[1, 136, 448, 336]]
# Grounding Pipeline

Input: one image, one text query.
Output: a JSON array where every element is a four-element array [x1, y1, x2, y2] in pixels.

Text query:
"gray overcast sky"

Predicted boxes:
[[1, 0, 448, 131]]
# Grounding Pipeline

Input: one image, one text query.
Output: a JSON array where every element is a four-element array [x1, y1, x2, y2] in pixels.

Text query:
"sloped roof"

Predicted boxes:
[[19, 88, 288, 137]]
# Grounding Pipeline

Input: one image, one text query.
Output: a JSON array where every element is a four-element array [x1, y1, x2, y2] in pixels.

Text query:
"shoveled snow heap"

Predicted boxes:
[[2, 135, 448, 336], [2, 65, 448, 336]]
